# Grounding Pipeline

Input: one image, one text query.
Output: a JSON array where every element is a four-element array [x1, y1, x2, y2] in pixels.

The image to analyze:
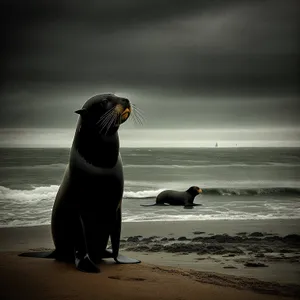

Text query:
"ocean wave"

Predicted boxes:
[[0, 185, 59, 203], [1, 212, 299, 228], [201, 187, 300, 196], [123, 213, 300, 222], [124, 189, 164, 199], [1, 185, 300, 204], [1, 162, 299, 171], [0, 185, 299, 228], [125, 187, 300, 198], [124, 163, 300, 169], [0, 163, 67, 170], [0, 185, 162, 202], [124, 187, 300, 198], [0, 185, 161, 201]]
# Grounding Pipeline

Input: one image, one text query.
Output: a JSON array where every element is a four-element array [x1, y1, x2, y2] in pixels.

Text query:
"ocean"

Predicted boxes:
[[0, 147, 299, 227]]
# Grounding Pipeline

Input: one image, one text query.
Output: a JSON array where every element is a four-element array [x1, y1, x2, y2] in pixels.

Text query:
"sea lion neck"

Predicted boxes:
[[73, 124, 120, 168]]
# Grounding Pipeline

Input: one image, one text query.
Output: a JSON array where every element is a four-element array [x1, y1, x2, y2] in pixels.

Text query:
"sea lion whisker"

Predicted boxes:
[[133, 109, 145, 121], [131, 111, 143, 126], [131, 112, 139, 125], [132, 107, 145, 124], [96, 108, 114, 125], [130, 112, 138, 125], [132, 105, 145, 119], [105, 114, 118, 135], [134, 109, 145, 121], [98, 117, 113, 134], [98, 110, 115, 128], [98, 112, 116, 133], [131, 110, 143, 125], [132, 103, 144, 112], [105, 113, 118, 134], [97, 108, 118, 130], [97, 116, 115, 133], [131, 104, 145, 118], [96, 107, 115, 125], [99, 114, 115, 134], [98, 106, 116, 121]]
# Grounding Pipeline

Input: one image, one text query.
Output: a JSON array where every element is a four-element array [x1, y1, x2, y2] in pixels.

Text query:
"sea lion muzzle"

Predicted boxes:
[[114, 104, 131, 124], [120, 107, 131, 122]]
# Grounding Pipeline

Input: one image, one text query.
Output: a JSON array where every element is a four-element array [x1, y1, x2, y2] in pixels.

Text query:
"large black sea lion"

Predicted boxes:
[[20, 94, 141, 272], [141, 186, 202, 208]]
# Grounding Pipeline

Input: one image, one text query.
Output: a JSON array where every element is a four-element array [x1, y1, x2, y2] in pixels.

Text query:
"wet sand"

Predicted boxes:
[[0, 220, 299, 299]]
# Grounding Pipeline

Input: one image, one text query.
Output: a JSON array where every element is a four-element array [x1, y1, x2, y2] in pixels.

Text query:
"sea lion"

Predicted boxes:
[[19, 93, 141, 273], [141, 186, 202, 208]]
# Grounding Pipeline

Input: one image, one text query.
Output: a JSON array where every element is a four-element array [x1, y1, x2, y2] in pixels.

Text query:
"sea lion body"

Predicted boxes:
[[51, 148, 123, 264], [20, 94, 140, 272], [156, 190, 194, 205], [141, 186, 202, 208]]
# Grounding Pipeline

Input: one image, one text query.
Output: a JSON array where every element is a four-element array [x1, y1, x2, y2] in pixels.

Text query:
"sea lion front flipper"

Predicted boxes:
[[110, 208, 121, 258], [110, 208, 141, 264], [140, 203, 168, 207], [114, 254, 141, 264], [75, 252, 100, 273], [100, 249, 141, 264], [102, 248, 113, 258], [183, 205, 194, 209], [74, 214, 100, 273], [18, 250, 56, 258], [183, 198, 194, 209]]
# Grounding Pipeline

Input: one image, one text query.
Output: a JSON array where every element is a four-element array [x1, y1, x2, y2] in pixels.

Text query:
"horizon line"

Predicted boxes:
[[1, 127, 300, 132], [0, 145, 300, 149]]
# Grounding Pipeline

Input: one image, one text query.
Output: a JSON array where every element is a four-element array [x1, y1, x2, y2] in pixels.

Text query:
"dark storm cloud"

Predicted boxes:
[[0, 0, 299, 130], [0, 86, 299, 129], [1, 0, 299, 91]]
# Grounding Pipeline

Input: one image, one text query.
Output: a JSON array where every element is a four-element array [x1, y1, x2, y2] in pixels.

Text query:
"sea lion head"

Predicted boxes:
[[186, 186, 202, 197], [75, 93, 131, 135]]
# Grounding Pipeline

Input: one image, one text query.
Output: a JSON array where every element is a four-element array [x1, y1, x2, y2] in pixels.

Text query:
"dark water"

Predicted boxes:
[[0, 147, 299, 226]]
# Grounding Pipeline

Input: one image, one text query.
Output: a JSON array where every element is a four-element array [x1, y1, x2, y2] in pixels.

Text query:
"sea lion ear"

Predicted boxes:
[[75, 108, 87, 116]]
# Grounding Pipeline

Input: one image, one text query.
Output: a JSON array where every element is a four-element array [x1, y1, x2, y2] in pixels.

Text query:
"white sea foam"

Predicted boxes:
[[0, 163, 67, 170], [1, 212, 300, 228], [124, 163, 300, 168], [0, 184, 299, 227], [1, 184, 300, 205], [1, 162, 296, 171], [123, 213, 300, 222], [123, 189, 164, 199], [0, 185, 59, 203], [0, 185, 162, 203]]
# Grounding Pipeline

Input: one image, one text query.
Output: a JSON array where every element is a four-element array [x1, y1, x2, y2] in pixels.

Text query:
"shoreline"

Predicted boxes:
[[1, 220, 299, 299], [1, 251, 298, 300], [1, 219, 299, 240]]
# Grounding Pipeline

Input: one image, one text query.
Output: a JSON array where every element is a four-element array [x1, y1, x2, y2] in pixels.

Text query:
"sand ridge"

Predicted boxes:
[[0, 252, 298, 300], [1, 221, 299, 299]]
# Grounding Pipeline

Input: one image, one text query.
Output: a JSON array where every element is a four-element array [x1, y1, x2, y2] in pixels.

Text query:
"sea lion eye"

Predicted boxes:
[[102, 99, 108, 106]]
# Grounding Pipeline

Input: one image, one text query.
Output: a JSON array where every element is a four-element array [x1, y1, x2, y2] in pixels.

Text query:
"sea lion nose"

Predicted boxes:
[[121, 98, 130, 107]]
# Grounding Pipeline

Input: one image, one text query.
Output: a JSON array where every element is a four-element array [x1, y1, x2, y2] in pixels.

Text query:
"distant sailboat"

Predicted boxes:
[[215, 142, 218, 148]]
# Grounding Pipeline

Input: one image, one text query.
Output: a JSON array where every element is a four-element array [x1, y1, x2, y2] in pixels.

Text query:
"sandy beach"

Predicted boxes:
[[1, 220, 299, 300]]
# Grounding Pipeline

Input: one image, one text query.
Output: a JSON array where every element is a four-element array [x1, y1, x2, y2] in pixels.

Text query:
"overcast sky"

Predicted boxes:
[[0, 0, 299, 146]]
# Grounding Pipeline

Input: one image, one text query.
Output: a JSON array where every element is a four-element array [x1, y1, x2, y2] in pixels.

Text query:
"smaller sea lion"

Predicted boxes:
[[141, 186, 202, 208]]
